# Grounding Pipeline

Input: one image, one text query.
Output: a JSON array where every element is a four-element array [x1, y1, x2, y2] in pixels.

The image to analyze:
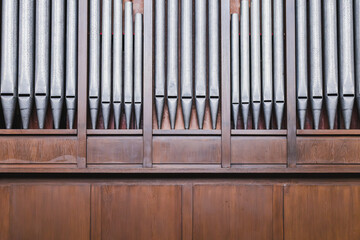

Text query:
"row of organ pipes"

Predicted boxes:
[[297, 0, 360, 130], [231, 0, 285, 130], [155, 0, 220, 130], [88, 0, 143, 129], [0, 0, 78, 129]]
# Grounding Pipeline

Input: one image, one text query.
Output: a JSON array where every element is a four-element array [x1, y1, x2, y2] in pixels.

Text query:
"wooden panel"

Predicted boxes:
[[153, 136, 221, 164], [0, 137, 78, 164], [284, 185, 360, 240], [297, 137, 360, 164], [9, 185, 90, 240], [193, 185, 274, 240], [231, 136, 287, 164], [96, 185, 181, 240], [87, 137, 143, 164], [0, 186, 10, 240]]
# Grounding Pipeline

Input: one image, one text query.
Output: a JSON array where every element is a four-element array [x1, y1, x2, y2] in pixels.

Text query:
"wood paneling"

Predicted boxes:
[[92, 185, 182, 240], [231, 136, 287, 164], [87, 137, 143, 164], [0, 137, 78, 164], [297, 137, 360, 164], [193, 184, 275, 240], [5, 184, 90, 240], [284, 185, 360, 240], [153, 136, 221, 164], [0, 186, 10, 240]]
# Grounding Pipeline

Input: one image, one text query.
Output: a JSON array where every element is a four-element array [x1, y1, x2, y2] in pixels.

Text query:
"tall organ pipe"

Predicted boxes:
[[240, 0, 250, 129], [18, 0, 35, 129], [1, 0, 18, 129], [195, 0, 207, 129], [88, 0, 100, 129], [155, 0, 165, 129], [251, 0, 261, 129], [167, 0, 179, 129], [134, 13, 143, 129], [66, 0, 78, 129], [124, 2, 134, 129], [339, 0, 355, 129], [231, 14, 240, 129], [113, 0, 123, 129], [262, 0, 273, 129], [355, 0, 360, 119], [50, 0, 65, 129], [181, 0, 193, 129], [323, 0, 338, 130], [35, 0, 50, 129]]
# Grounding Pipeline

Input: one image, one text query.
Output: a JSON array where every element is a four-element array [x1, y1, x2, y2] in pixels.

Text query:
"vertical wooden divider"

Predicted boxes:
[[221, 0, 231, 168], [77, 0, 89, 168], [143, 0, 153, 168], [286, 0, 297, 168]]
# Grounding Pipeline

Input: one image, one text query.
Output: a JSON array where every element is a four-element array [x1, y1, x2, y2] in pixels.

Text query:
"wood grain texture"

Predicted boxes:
[[231, 136, 287, 164], [98, 185, 182, 240], [284, 185, 360, 240], [0, 186, 10, 240], [9, 185, 90, 240], [297, 137, 360, 164], [0, 137, 78, 164], [193, 184, 274, 240], [87, 137, 143, 164], [153, 136, 222, 164]]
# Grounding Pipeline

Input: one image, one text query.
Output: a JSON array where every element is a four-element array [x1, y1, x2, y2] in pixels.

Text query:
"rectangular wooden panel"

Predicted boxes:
[[297, 137, 360, 164], [153, 136, 221, 164], [0, 186, 10, 240], [94, 185, 182, 240], [0, 137, 78, 164], [193, 184, 275, 240], [284, 185, 360, 240], [9, 184, 90, 240], [87, 137, 143, 164], [231, 136, 287, 164]]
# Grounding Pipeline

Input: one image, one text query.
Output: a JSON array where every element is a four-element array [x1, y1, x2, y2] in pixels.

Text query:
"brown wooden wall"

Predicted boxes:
[[1, 178, 360, 240]]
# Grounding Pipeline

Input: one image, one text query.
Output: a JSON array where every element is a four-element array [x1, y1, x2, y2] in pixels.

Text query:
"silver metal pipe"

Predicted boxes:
[[339, 0, 355, 129], [167, 0, 179, 129], [50, 0, 65, 129], [296, 0, 308, 130], [35, 0, 50, 129], [113, 0, 123, 129], [231, 14, 240, 129], [309, 0, 323, 130], [66, 0, 78, 130], [262, 0, 273, 130], [274, 0, 285, 130], [323, 0, 338, 130], [195, 0, 206, 129], [18, 0, 35, 129], [240, 0, 250, 129], [251, 0, 261, 129], [208, 0, 220, 130], [89, 0, 100, 129], [1, 0, 18, 129], [181, 0, 193, 129], [124, 1, 133, 129], [101, 0, 112, 129], [355, 0, 360, 120], [155, 0, 165, 129], [134, 13, 143, 129]]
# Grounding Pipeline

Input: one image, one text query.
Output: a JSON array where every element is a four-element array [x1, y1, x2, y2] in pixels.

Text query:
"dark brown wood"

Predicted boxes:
[[153, 129, 221, 136], [286, 0, 297, 168], [297, 129, 360, 136], [87, 137, 143, 164], [0, 186, 10, 240], [231, 129, 288, 136], [231, 136, 287, 164], [77, 0, 88, 168], [143, 0, 153, 168], [90, 185, 102, 240], [273, 185, 284, 240], [284, 185, 360, 240], [221, 0, 231, 168], [153, 136, 222, 164], [87, 129, 143, 136], [0, 129, 77, 135], [182, 184, 193, 240]]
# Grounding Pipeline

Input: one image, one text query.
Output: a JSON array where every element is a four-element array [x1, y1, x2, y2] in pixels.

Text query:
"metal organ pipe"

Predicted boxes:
[[231, 14, 240, 129], [134, 13, 143, 130]]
